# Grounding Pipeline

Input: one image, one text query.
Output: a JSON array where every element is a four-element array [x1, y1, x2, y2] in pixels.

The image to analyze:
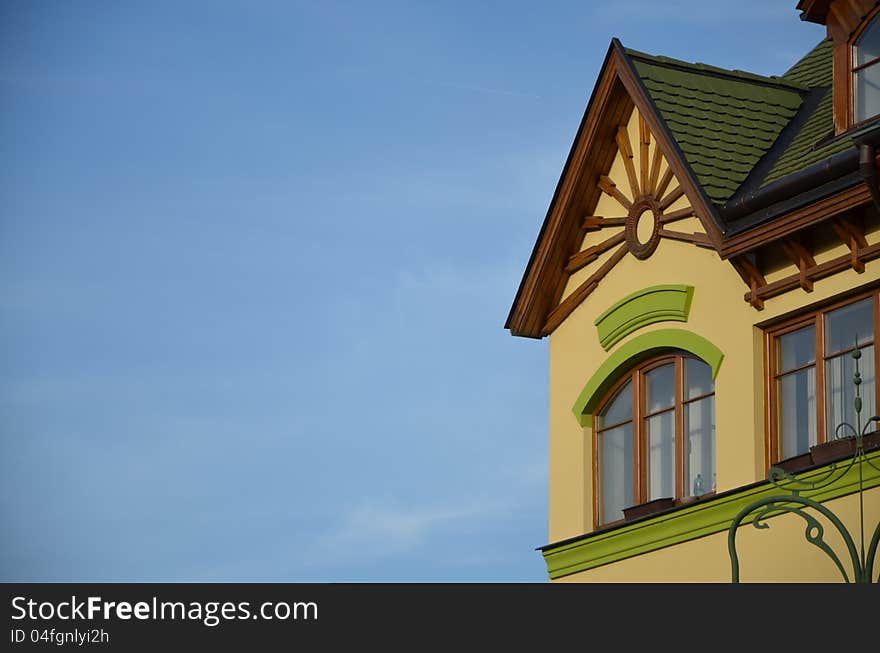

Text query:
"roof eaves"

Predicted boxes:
[[504, 40, 618, 335]]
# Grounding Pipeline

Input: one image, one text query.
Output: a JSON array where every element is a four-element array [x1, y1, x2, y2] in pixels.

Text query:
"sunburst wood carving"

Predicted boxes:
[[542, 112, 712, 335]]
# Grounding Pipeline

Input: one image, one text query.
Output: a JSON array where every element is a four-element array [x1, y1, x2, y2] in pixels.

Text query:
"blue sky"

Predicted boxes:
[[0, 2, 825, 581]]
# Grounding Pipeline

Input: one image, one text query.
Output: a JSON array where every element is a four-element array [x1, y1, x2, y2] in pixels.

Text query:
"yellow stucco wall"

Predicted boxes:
[[545, 107, 880, 580]]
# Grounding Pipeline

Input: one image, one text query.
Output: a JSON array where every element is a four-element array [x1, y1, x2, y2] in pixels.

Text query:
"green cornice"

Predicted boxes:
[[541, 450, 880, 579], [594, 285, 694, 351], [571, 328, 724, 427]]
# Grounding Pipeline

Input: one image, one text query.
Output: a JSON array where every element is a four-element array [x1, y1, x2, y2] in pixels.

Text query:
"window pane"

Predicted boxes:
[[855, 64, 880, 122], [597, 379, 632, 429], [856, 17, 880, 65], [685, 357, 713, 400], [645, 411, 674, 500], [856, 17, 880, 121], [645, 363, 675, 413], [778, 368, 817, 459], [778, 325, 815, 372], [598, 423, 633, 524], [824, 297, 873, 356], [685, 396, 715, 496], [826, 345, 876, 439]]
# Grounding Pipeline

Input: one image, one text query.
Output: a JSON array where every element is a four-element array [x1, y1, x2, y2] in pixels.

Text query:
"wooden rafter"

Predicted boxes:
[[658, 185, 685, 212], [658, 229, 713, 249], [615, 127, 641, 200], [565, 231, 627, 273], [731, 255, 766, 310], [542, 244, 629, 336], [639, 114, 650, 195], [598, 175, 632, 210], [654, 167, 675, 203], [582, 215, 628, 230], [659, 206, 695, 224], [830, 216, 868, 273], [648, 140, 663, 196], [743, 242, 880, 306], [780, 236, 817, 292]]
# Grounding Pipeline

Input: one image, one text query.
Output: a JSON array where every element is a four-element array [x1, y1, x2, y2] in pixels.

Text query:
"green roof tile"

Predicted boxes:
[[628, 49, 805, 205], [782, 38, 833, 87], [625, 38, 855, 210]]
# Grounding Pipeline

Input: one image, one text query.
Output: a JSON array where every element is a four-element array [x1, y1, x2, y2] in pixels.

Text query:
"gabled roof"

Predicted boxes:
[[505, 40, 722, 338], [506, 35, 870, 338]]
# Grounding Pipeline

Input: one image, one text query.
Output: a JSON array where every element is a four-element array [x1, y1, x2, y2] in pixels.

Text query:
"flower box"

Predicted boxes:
[[622, 497, 676, 521]]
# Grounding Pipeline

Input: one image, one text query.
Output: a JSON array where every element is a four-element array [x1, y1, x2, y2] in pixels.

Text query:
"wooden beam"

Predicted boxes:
[[731, 255, 766, 310], [832, 40, 851, 133], [830, 216, 868, 273], [649, 144, 663, 196], [615, 127, 641, 200], [582, 216, 628, 230], [639, 114, 650, 196], [829, 2, 859, 37], [658, 185, 685, 212], [654, 166, 675, 203], [780, 237, 817, 292], [658, 229, 713, 249], [565, 231, 627, 273], [598, 175, 633, 210], [542, 244, 629, 335], [743, 242, 880, 305], [659, 206, 695, 224]]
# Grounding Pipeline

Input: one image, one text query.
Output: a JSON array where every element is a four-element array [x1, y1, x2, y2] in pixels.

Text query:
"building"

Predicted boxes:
[[506, 1, 880, 582]]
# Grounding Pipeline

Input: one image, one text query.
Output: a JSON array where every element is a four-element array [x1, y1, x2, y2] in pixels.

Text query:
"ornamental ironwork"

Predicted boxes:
[[728, 343, 880, 583]]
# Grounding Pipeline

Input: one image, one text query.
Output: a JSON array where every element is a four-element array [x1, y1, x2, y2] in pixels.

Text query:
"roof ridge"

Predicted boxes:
[[624, 47, 808, 92]]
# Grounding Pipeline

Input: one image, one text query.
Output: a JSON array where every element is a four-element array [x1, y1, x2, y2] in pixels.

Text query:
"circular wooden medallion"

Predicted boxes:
[[625, 197, 661, 260]]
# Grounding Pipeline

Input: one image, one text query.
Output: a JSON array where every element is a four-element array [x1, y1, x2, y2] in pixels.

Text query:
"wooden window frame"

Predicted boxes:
[[833, 4, 880, 133], [764, 288, 880, 469], [592, 353, 716, 529]]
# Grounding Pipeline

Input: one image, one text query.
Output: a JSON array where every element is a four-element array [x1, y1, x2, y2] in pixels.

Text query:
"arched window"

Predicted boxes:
[[853, 14, 880, 124], [594, 353, 715, 527]]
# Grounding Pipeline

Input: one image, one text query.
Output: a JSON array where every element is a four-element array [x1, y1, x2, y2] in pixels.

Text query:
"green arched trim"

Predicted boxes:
[[572, 328, 724, 427], [594, 285, 694, 351]]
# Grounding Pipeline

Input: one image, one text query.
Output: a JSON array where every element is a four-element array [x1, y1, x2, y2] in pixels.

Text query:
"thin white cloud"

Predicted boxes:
[[315, 498, 503, 559]]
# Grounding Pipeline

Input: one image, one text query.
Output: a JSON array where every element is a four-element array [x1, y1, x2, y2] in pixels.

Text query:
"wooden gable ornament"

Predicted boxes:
[[506, 40, 723, 339]]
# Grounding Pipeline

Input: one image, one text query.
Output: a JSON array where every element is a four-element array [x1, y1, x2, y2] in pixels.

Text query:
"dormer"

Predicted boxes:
[[798, 0, 880, 132]]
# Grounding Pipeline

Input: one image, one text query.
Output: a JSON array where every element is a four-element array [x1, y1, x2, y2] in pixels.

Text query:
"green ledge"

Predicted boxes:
[[541, 449, 880, 579], [594, 285, 694, 351], [571, 328, 724, 427]]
